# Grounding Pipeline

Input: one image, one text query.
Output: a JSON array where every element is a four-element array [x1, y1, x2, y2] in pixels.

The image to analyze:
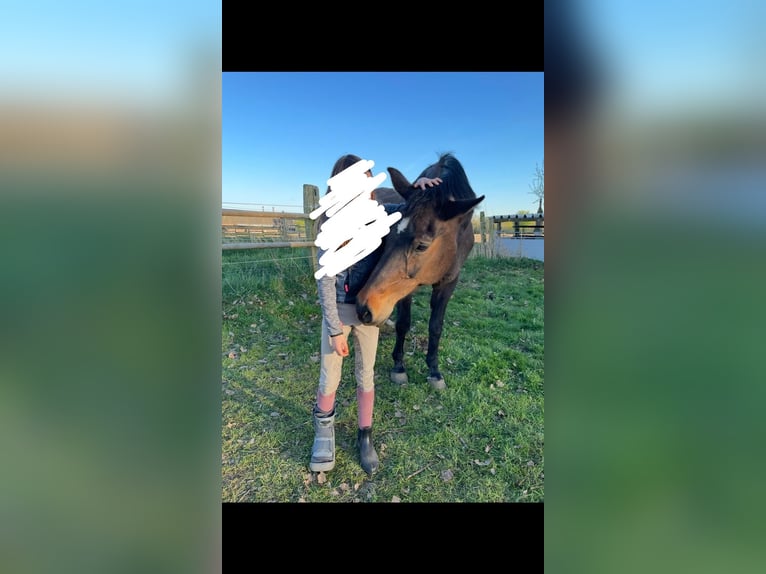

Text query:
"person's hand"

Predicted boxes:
[[331, 333, 349, 357], [413, 177, 442, 190]]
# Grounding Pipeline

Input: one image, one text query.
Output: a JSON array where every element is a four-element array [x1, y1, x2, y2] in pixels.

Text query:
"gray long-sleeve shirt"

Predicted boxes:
[[317, 258, 344, 337]]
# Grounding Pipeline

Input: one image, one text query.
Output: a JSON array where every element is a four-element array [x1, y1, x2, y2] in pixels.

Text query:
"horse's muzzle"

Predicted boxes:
[[356, 302, 374, 325]]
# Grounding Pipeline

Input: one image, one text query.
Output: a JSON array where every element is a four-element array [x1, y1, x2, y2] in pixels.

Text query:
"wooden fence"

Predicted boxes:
[[492, 213, 544, 237], [222, 187, 542, 260], [222, 185, 320, 267]]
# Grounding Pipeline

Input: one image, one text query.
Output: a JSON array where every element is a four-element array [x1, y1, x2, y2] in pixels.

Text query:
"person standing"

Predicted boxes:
[[310, 154, 441, 475]]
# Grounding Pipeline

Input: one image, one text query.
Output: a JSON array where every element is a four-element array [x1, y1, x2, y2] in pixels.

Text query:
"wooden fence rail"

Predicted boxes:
[[222, 184, 320, 255], [221, 186, 542, 261], [222, 241, 316, 251]]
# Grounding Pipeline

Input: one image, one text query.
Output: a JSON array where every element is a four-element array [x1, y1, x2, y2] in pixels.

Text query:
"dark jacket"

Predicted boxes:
[[316, 203, 402, 336]]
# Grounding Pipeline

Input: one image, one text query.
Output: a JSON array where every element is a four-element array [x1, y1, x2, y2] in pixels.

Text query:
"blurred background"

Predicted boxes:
[[0, 2, 221, 573], [4, 0, 766, 569], [546, 0, 766, 572]]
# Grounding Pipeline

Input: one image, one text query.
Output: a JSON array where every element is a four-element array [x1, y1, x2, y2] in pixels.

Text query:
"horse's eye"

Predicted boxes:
[[415, 242, 429, 252]]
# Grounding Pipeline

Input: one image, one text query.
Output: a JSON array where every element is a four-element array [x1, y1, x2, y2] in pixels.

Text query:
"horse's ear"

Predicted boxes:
[[438, 195, 485, 221], [388, 167, 415, 201], [373, 187, 405, 205]]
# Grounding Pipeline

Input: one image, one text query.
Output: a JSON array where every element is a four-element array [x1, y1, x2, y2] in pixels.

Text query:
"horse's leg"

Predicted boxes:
[[425, 279, 459, 389], [390, 295, 412, 384]]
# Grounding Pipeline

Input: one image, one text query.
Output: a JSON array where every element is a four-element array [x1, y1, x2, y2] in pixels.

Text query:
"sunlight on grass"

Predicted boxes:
[[222, 250, 543, 502]]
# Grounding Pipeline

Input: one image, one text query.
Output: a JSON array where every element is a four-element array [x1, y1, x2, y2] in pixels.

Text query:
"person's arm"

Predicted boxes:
[[317, 274, 343, 337], [317, 271, 350, 356]]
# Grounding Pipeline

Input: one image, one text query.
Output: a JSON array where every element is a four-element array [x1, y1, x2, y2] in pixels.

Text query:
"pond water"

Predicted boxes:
[[495, 236, 544, 261]]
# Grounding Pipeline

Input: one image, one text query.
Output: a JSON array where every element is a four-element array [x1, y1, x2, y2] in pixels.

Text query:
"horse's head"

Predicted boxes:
[[357, 154, 484, 325]]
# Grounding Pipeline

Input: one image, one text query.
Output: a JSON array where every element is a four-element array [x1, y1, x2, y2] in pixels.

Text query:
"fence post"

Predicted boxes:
[[303, 184, 320, 274], [480, 211, 486, 245], [488, 216, 495, 257]]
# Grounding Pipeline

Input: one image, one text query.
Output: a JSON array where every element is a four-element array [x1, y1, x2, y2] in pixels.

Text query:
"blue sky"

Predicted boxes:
[[223, 72, 544, 217], [575, 0, 766, 116], [1, 1, 221, 105]]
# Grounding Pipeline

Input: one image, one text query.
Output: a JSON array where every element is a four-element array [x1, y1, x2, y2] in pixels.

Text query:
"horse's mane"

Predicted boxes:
[[405, 153, 476, 216]]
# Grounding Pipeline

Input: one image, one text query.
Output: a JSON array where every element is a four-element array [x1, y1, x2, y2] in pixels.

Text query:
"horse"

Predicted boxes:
[[357, 153, 485, 389]]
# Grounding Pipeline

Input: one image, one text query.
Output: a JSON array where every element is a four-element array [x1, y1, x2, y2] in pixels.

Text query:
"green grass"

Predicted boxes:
[[221, 247, 544, 502]]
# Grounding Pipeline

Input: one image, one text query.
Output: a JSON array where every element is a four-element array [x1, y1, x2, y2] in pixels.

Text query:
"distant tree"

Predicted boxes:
[[529, 160, 544, 213]]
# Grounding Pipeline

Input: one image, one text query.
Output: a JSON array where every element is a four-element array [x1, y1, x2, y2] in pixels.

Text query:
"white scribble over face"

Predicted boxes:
[[397, 217, 410, 235], [309, 159, 402, 280]]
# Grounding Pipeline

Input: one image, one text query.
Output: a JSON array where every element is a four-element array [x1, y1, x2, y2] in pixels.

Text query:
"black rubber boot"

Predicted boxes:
[[357, 426, 379, 476], [310, 405, 335, 472]]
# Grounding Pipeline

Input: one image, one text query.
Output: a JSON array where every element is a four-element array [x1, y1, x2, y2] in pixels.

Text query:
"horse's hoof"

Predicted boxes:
[[427, 376, 446, 390], [390, 370, 408, 384]]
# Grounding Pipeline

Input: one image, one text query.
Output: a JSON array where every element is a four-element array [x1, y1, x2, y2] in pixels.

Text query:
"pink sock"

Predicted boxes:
[[357, 387, 374, 428], [316, 390, 336, 414]]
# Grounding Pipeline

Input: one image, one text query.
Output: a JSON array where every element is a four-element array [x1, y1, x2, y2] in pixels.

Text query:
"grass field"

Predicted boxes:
[[221, 247, 544, 502]]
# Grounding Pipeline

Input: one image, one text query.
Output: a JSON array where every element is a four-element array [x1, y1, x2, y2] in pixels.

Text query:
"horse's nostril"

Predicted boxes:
[[357, 304, 373, 324]]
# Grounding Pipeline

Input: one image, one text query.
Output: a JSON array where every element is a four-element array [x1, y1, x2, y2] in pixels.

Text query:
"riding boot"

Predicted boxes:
[[310, 405, 335, 472], [357, 426, 379, 476]]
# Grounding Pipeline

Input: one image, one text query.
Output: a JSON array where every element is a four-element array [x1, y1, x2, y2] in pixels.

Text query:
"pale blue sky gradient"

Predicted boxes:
[[1, 0, 221, 105]]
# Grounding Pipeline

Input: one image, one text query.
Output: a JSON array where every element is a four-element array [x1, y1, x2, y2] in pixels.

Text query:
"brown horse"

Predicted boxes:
[[357, 153, 485, 389]]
